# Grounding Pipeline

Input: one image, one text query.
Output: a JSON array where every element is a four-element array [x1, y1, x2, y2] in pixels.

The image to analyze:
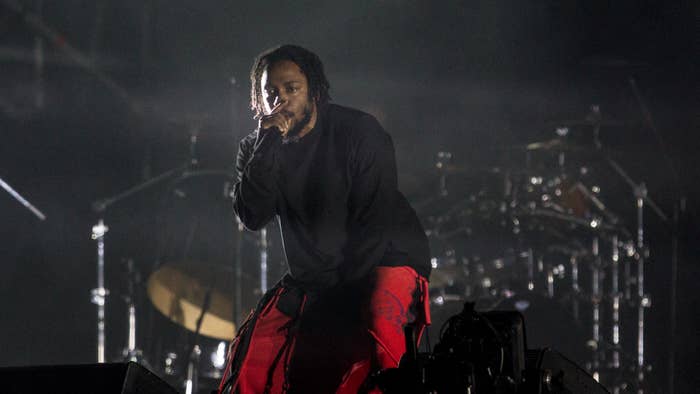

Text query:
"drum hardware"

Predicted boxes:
[[184, 345, 201, 394], [163, 352, 179, 376], [90, 162, 191, 363], [88, 126, 240, 369], [182, 284, 212, 394], [146, 262, 239, 393], [142, 158, 241, 392], [609, 233, 623, 385], [90, 136, 197, 363], [435, 151, 453, 197], [628, 77, 687, 394], [543, 258, 567, 299], [525, 248, 535, 292], [0, 175, 47, 220], [421, 108, 676, 392], [120, 258, 149, 366], [605, 156, 667, 392], [146, 263, 237, 341], [588, 236, 604, 380], [160, 339, 227, 387], [204, 341, 229, 379]]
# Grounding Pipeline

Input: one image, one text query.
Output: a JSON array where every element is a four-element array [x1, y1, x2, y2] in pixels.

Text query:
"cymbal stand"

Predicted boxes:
[[608, 234, 623, 393], [90, 130, 200, 363], [90, 164, 188, 363], [183, 286, 213, 394], [184, 346, 201, 394], [91, 219, 109, 363], [629, 77, 685, 394], [607, 158, 666, 393], [633, 183, 652, 392], [624, 244, 633, 303], [570, 254, 581, 321], [588, 236, 603, 381]]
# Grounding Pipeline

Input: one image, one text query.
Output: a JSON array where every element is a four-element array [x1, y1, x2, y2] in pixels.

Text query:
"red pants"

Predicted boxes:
[[218, 266, 430, 394]]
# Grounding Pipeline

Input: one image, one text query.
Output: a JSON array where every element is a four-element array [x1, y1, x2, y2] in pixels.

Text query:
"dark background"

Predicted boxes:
[[0, 1, 697, 393]]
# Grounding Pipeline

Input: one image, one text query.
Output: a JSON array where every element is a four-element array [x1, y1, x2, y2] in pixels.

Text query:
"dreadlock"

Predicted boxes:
[[250, 44, 331, 118]]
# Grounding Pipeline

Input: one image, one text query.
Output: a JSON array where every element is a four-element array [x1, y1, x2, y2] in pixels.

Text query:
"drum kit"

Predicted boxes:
[[421, 111, 666, 393]]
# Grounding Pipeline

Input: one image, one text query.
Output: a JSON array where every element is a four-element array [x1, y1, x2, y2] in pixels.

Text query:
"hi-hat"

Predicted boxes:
[[147, 262, 237, 340]]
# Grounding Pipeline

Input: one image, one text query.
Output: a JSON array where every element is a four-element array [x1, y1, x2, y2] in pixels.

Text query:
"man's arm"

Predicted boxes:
[[232, 129, 281, 230]]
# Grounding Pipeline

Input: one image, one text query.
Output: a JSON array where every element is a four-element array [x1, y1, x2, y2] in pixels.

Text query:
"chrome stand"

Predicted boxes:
[[89, 138, 195, 363], [183, 286, 212, 394], [121, 258, 148, 364], [91, 219, 109, 363], [570, 254, 580, 321], [610, 235, 621, 373], [607, 158, 666, 393], [184, 345, 201, 394], [588, 236, 603, 381], [633, 184, 652, 393]]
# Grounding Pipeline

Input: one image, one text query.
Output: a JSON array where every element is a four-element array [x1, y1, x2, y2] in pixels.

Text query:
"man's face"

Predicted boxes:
[[261, 60, 316, 137]]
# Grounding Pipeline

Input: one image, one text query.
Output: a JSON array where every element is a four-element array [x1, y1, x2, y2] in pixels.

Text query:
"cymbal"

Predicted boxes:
[[543, 119, 629, 128], [498, 139, 621, 160], [147, 262, 237, 340], [500, 138, 595, 153], [434, 164, 506, 175]]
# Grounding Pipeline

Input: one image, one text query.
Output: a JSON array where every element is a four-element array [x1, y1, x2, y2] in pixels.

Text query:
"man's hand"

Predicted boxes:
[[259, 102, 292, 136]]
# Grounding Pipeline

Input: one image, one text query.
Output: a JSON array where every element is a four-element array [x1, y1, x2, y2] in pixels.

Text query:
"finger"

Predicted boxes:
[[278, 117, 290, 134], [260, 114, 289, 133], [269, 101, 287, 115], [260, 112, 281, 125]]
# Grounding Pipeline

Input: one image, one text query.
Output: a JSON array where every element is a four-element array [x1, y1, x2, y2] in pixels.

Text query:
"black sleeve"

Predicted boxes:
[[232, 129, 281, 230], [345, 114, 399, 280]]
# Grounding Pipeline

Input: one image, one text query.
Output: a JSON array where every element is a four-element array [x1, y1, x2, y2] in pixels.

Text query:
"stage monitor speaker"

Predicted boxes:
[[0, 361, 178, 394]]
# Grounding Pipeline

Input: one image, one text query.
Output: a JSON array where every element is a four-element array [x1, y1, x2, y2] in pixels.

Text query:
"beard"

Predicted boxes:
[[284, 100, 315, 140]]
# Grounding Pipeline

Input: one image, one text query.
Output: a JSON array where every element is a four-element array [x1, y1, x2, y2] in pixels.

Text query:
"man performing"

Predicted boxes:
[[218, 44, 431, 394]]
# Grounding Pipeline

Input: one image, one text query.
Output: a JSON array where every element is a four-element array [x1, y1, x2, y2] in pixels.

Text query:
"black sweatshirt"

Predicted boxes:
[[233, 104, 430, 291]]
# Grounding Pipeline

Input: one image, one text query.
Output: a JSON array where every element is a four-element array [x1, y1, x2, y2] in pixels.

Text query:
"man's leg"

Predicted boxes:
[[367, 266, 429, 369], [220, 286, 297, 394], [337, 266, 430, 393]]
